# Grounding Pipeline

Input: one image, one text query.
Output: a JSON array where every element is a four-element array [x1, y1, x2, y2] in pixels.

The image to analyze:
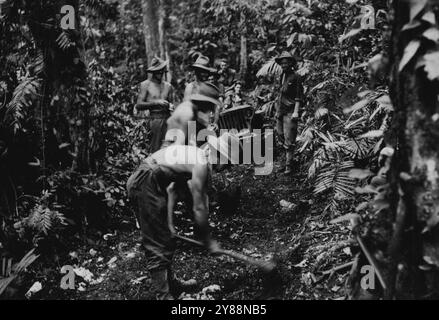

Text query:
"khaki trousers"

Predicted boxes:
[[276, 113, 298, 168]]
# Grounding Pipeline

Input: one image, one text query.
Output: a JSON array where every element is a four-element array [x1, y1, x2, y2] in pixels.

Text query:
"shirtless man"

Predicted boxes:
[[166, 82, 221, 147], [126, 133, 240, 300], [135, 57, 175, 154]]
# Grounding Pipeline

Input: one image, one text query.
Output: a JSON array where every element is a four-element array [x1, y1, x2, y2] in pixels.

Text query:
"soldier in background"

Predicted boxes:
[[274, 52, 304, 175], [166, 82, 222, 147], [224, 80, 245, 110], [183, 55, 216, 100], [135, 57, 175, 154], [217, 58, 236, 95], [184, 55, 220, 131]]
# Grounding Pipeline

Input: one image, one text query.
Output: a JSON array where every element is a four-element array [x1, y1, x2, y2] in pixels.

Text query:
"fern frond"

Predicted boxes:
[[40, 208, 52, 235], [30, 50, 45, 76], [5, 77, 40, 133]]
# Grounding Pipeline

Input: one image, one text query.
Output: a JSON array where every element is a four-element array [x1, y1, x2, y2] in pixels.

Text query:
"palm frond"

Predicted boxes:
[[342, 138, 372, 160], [314, 161, 356, 199], [0, 249, 39, 296]]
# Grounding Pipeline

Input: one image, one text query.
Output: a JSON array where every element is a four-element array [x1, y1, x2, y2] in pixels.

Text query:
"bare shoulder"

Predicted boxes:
[[156, 145, 208, 170], [172, 101, 194, 119], [140, 79, 151, 88]]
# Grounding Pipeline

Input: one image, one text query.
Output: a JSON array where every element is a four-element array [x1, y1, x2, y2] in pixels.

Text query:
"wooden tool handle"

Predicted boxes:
[[218, 249, 276, 273], [173, 234, 276, 273]]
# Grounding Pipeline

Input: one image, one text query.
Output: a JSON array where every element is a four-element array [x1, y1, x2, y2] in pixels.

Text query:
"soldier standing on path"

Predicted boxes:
[[135, 57, 175, 154], [274, 52, 304, 175]]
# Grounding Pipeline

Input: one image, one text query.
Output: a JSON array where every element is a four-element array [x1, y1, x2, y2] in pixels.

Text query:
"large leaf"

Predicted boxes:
[[339, 28, 362, 43], [408, 0, 427, 21], [344, 98, 371, 114], [423, 28, 439, 42], [402, 20, 422, 31], [422, 11, 436, 24], [399, 40, 421, 71], [256, 59, 282, 78], [359, 130, 384, 139], [423, 52, 439, 80], [349, 168, 374, 180], [376, 95, 394, 112]]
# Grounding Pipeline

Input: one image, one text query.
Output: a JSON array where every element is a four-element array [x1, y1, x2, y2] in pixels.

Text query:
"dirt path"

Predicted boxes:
[[40, 160, 352, 300]]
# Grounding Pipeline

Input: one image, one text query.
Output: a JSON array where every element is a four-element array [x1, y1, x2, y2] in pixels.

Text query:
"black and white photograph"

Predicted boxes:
[[1, 0, 439, 308]]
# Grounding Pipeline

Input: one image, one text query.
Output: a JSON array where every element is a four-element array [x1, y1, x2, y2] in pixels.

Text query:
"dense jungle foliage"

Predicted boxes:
[[1, 0, 439, 300]]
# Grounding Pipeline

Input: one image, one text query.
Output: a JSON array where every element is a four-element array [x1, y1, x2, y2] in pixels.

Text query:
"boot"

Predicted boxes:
[[150, 269, 174, 300]]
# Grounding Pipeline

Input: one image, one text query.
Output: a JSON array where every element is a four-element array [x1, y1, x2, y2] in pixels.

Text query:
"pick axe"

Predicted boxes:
[[166, 182, 276, 273]]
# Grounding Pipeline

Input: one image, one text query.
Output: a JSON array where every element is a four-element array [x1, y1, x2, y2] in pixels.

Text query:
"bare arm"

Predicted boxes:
[[292, 101, 301, 118], [213, 105, 220, 127], [166, 103, 193, 145], [168, 84, 176, 112], [189, 164, 211, 246], [183, 83, 193, 101], [136, 82, 149, 110]]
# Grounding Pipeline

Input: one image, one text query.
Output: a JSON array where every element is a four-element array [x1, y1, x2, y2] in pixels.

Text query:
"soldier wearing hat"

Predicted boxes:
[[126, 133, 240, 299], [274, 51, 304, 175], [183, 55, 217, 101], [166, 82, 222, 147], [135, 57, 175, 154]]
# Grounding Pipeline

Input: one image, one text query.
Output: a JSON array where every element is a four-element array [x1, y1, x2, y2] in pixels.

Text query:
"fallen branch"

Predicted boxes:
[[322, 261, 355, 275]]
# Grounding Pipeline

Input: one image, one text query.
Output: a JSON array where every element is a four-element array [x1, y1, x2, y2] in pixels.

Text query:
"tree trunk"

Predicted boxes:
[[142, 0, 171, 80], [142, 0, 161, 64], [385, 0, 439, 299], [159, 0, 172, 81], [239, 10, 248, 82]]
